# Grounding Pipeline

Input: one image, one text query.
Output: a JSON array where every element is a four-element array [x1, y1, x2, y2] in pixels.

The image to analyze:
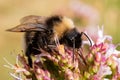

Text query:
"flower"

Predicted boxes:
[[5, 26, 120, 80], [3, 56, 31, 80], [95, 65, 112, 78]]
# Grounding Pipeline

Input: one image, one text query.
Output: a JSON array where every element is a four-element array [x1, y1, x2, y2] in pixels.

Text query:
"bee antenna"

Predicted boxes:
[[81, 32, 92, 46]]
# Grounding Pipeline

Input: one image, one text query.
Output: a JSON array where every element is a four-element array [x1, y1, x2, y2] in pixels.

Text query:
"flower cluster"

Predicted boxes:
[[84, 26, 120, 80], [4, 26, 120, 80]]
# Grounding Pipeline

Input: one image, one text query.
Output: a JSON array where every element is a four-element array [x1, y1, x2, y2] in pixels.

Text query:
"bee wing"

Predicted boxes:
[[20, 15, 47, 24], [6, 23, 47, 32]]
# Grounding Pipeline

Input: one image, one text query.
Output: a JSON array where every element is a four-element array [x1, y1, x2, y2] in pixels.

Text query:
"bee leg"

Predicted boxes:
[[27, 55, 32, 68], [54, 34, 60, 47], [26, 44, 33, 68], [78, 48, 87, 65], [72, 38, 75, 63]]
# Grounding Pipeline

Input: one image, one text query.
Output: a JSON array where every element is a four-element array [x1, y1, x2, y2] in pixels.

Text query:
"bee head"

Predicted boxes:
[[60, 28, 82, 48]]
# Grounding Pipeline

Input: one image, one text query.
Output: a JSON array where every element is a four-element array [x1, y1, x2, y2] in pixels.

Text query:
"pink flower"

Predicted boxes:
[[91, 42, 107, 54]]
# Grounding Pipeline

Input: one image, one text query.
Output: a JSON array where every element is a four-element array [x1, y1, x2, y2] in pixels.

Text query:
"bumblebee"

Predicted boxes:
[[7, 15, 91, 67]]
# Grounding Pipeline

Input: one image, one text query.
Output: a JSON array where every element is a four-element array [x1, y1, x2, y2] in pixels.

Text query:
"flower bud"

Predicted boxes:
[[84, 71, 90, 79], [95, 52, 101, 62], [111, 60, 117, 70], [86, 53, 93, 63], [92, 65, 98, 73]]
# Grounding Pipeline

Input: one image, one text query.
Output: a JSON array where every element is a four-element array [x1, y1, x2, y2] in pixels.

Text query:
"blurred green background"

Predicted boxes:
[[0, 0, 119, 79]]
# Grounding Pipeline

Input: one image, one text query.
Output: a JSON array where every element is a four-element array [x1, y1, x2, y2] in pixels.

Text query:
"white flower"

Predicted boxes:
[[96, 65, 112, 78], [113, 57, 120, 74], [105, 44, 120, 59], [97, 26, 112, 44]]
